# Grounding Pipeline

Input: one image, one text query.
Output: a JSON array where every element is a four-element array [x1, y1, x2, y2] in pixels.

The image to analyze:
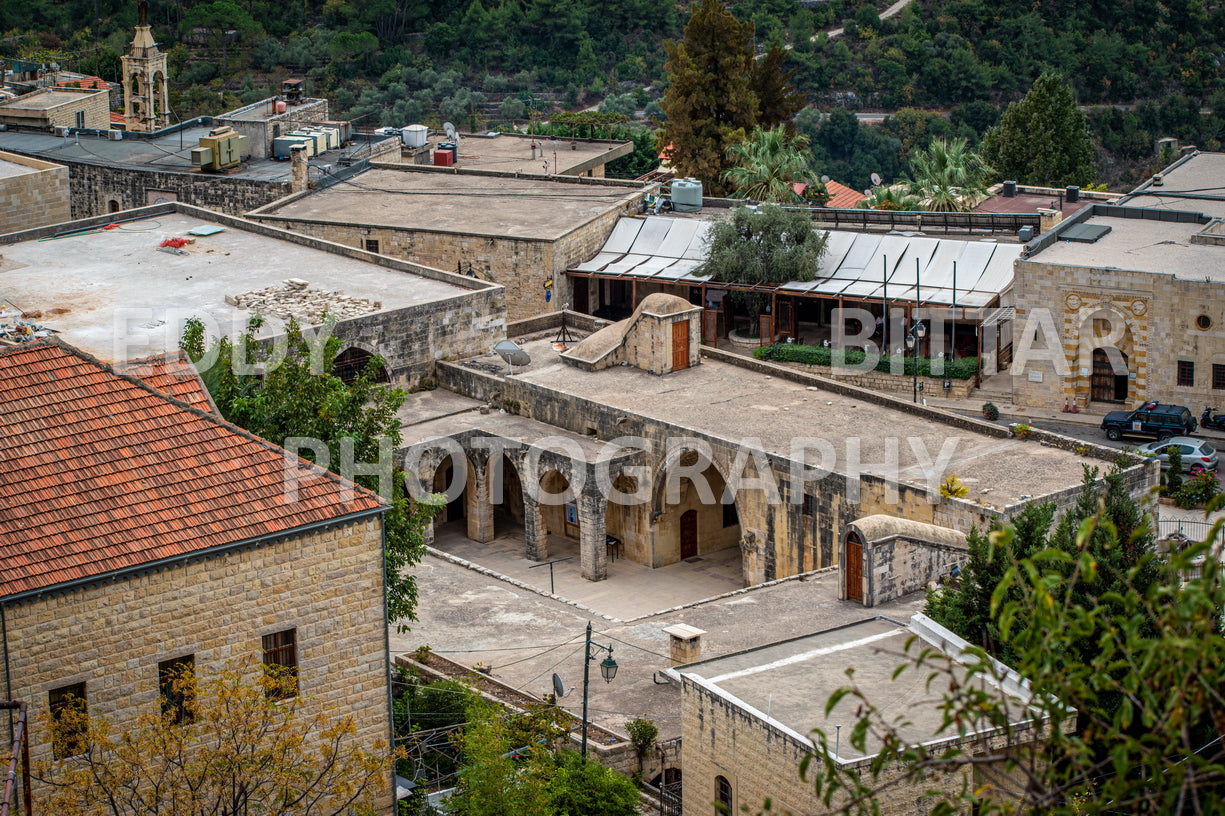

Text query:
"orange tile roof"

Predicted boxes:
[[825, 180, 868, 209], [109, 112, 126, 124], [0, 340, 385, 599], [57, 76, 108, 90], [121, 350, 220, 416]]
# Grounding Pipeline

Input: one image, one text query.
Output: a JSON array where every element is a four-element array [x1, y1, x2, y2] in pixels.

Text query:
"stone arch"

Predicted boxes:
[[489, 451, 526, 537], [108, 199, 121, 214], [537, 467, 580, 542], [333, 345, 389, 384], [151, 71, 165, 118], [649, 445, 743, 571], [1074, 305, 1136, 407]]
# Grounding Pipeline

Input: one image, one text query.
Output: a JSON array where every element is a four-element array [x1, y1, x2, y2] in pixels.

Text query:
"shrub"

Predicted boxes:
[[982, 402, 999, 421], [625, 717, 658, 760], [754, 343, 979, 379], [1012, 422, 1031, 440], [939, 474, 968, 499], [1165, 446, 1183, 495], [1175, 469, 1221, 509]]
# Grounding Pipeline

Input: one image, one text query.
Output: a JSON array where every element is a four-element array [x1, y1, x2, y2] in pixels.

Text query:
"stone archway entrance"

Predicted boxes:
[[1091, 347, 1128, 403], [432, 455, 465, 525], [653, 452, 743, 574], [491, 454, 525, 537]]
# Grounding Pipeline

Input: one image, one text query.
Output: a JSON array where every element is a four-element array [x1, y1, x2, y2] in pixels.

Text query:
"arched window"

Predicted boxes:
[[715, 775, 733, 814], [108, 199, 121, 214], [333, 347, 389, 385]]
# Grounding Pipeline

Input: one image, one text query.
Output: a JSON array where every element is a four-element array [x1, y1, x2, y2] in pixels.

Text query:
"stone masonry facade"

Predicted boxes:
[[5, 516, 394, 806], [0, 152, 70, 234], [0, 88, 110, 131]]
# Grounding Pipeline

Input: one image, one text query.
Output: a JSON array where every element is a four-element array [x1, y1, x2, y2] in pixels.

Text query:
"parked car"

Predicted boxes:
[[1101, 402, 1197, 441], [1135, 437, 1218, 471]]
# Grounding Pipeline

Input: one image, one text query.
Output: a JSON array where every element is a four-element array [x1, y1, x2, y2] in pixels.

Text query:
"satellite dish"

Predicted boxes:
[[820, 175, 830, 184], [552, 673, 572, 699], [871, 172, 882, 186], [494, 339, 531, 374], [444, 121, 459, 143]]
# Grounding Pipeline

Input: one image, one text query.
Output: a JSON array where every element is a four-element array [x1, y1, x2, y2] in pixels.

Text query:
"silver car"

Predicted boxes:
[[1136, 437, 1219, 472]]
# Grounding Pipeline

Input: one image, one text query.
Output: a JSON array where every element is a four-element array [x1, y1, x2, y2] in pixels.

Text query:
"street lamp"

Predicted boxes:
[[580, 621, 617, 759], [905, 320, 928, 403]]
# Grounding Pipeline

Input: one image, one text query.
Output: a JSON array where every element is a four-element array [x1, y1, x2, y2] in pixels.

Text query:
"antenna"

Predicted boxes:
[[552, 673, 573, 699], [871, 172, 882, 186], [493, 339, 531, 375]]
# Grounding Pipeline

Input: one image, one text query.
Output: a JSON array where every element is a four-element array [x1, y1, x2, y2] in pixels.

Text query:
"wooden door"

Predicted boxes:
[[571, 276, 589, 314], [778, 298, 797, 341], [845, 535, 863, 602], [672, 320, 690, 371], [680, 510, 698, 559], [702, 309, 719, 344], [1091, 348, 1127, 403]]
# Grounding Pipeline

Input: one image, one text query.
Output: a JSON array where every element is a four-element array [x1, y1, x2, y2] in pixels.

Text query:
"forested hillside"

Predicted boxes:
[[4, 0, 1224, 189]]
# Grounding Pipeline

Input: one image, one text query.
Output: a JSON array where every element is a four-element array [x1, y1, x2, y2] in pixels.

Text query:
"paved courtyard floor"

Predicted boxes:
[[431, 521, 746, 621]]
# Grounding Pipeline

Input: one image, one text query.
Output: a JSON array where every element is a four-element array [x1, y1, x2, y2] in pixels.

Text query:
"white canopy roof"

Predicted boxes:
[[570, 216, 1019, 307]]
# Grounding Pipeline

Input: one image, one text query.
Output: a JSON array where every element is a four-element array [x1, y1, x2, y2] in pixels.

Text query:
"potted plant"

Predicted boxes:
[[982, 402, 999, 421]]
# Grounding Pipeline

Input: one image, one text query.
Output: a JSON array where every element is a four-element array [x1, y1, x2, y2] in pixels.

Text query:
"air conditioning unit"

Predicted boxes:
[[54, 126, 69, 137], [1152, 173, 1164, 186], [107, 129, 122, 141]]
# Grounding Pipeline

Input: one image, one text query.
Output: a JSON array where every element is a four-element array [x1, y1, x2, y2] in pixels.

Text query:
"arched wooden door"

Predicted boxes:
[[1091, 348, 1128, 404], [680, 509, 698, 559], [845, 533, 863, 602]]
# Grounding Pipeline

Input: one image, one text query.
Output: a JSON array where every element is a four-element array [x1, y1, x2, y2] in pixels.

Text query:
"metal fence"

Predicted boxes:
[[1157, 518, 1219, 546]]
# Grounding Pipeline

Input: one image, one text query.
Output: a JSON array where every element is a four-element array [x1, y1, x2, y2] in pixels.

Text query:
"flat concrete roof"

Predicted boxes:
[[0, 126, 370, 181], [975, 191, 1094, 218], [1122, 152, 1225, 219], [1026, 215, 1225, 281], [260, 167, 641, 240], [428, 132, 631, 175], [0, 88, 103, 110], [0, 156, 37, 179], [678, 616, 1024, 758], [492, 337, 1093, 508], [0, 212, 470, 362]]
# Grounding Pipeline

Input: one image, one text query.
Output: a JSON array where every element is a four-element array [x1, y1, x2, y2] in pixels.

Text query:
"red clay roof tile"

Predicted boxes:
[[0, 340, 385, 598]]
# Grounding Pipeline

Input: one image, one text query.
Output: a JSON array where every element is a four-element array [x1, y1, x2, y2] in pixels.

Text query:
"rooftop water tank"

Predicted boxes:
[[402, 124, 428, 148], [1065, 185, 1080, 202], [1002, 180, 1017, 197], [671, 178, 703, 212]]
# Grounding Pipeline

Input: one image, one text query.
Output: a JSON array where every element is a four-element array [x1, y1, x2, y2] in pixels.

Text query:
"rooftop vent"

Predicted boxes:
[[1060, 224, 1112, 244]]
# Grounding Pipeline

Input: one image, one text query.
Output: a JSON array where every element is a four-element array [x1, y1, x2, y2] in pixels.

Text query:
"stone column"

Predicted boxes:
[[421, 519, 435, 548], [290, 145, 308, 193], [740, 530, 765, 586], [466, 463, 494, 544], [523, 496, 548, 561], [578, 488, 608, 582]]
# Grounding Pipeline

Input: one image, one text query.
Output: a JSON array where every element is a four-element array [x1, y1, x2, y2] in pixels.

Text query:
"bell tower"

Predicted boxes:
[[121, 0, 169, 132]]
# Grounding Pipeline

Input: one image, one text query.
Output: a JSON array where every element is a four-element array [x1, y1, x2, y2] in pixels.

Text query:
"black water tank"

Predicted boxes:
[[1002, 180, 1017, 197], [1066, 185, 1080, 202]]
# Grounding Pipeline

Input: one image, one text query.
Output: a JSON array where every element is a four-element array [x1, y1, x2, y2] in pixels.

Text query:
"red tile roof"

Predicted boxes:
[[121, 350, 220, 416], [109, 112, 126, 125], [0, 340, 385, 598], [57, 76, 108, 90], [792, 180, 868, 209]]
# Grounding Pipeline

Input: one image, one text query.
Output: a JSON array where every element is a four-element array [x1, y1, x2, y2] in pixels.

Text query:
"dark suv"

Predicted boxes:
[[1101, 402, 1197, 441]]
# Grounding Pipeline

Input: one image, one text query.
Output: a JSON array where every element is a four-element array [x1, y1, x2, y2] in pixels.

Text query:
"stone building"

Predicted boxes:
[[214, 93, 331, 159], [0, 87, 110, 131], [1000, 151, 1225, 412], [673, 613, 1067, 815], [0, 202, 505, 390], [120, 0, 169, 132], [246, 164, 650, 320], [0, 150, 70, 233], [0, 339, 394, 807], [398, 310, 1149, 587]]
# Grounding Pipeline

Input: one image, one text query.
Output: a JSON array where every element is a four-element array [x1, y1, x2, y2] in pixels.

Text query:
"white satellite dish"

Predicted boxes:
[[871, 172, 882, 186], [820, 175, 830, 183], [494, 340, 531, 375], [552, 673, 572, 698], [444, 121, 459, 143]]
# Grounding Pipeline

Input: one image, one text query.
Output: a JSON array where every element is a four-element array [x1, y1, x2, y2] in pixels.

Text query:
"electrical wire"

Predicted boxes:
[[600, 631, 674, 662], [489, 635, 586, 671], [519, 644, 586, 689]]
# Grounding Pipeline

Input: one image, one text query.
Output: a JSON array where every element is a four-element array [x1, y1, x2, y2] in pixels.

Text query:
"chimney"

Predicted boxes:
[[290, 145, 308, 193], [662, 624, 706, 666]]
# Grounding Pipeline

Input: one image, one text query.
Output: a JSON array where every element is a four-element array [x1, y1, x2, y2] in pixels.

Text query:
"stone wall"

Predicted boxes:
[[0, 151, 70, 234], [4, 515, 394, 809], [773, 359, 978, 399], [865, 535, 967, 606], [0, 88, 110, 130]]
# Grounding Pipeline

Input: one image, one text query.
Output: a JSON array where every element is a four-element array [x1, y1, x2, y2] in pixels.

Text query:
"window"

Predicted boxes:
[[49, 682, 88, 759], [364, 238, 380, 253], [722, 502, 739, 528], [1214, 364, 1225, 390], [715, 775, 733, 814], [74, 110, 85, 129], [1197, 314, 1213, 330], [802, 494, 818, 518], [158, 655, 196, 724], [1178, 360, 1195, 387], [262, 629, 298, 698]]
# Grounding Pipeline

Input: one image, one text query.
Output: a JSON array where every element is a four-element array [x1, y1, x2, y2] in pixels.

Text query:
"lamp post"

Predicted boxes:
[[905, 320, 928, 403], [580, 621, 617, 759]]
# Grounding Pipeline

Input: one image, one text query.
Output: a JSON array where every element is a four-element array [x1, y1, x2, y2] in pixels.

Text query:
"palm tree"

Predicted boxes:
[[905, 137, 993, 212], [722, 126, 814, 203], [857, 184, 922, 211]]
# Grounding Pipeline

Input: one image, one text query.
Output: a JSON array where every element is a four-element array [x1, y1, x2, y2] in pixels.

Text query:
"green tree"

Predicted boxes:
[[855, 185, 920, 211], [723, 125, 813, 202], [659, 0, 758, 195], [449, 699, 554, 816], [548, 750, 640, 816], [905, 136, 992, 212], [180, 317, 442, 631], [982, 72, 1097, 188], [701, 204, 828, 331], [752, 44, 806, 129], [807, 499, 1221, 816]]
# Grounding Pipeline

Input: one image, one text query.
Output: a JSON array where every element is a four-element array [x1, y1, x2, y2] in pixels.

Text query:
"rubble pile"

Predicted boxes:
[[225, 280, 382, 324], [0, 305, 54, 345]]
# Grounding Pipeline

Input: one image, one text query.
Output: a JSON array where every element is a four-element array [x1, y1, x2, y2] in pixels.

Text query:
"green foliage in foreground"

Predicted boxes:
[[755, 343, 980, 379]]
